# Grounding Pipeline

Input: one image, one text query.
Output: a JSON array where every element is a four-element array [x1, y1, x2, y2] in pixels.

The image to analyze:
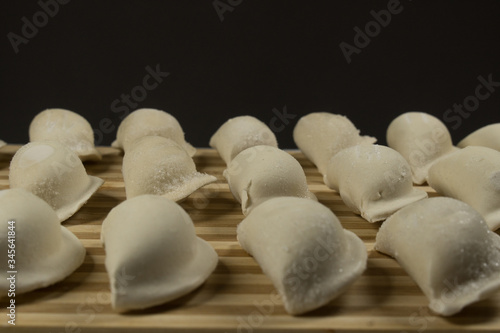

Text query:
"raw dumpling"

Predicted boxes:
[[375, 197, 500, 316], [9, 141, 104, 222], [458, 123, 500, 151], [223, 145, 316, 215], [123, 136, 216, 201], [209, 115, 278, 164], [293, 112, 376, 175], [324, 144, 427, 222], [101, 195, 218, 311], [237, 197, 367, 315], [112, 108, 196, 155], [427, 146, 500, 230], [386, 112, 457, 184], [0, 188, 85, 294], [29, 108, 101, 161]]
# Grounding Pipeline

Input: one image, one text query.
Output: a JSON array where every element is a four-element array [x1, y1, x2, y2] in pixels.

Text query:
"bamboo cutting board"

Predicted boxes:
[[1, 144, 500, 333]]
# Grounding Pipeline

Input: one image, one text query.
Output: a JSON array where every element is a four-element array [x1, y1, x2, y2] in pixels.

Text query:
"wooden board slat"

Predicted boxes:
[[1, 144, 500, 332]]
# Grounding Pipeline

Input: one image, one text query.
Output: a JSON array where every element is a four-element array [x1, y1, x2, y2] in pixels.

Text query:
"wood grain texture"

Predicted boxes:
[[1, 144, 499, 333]]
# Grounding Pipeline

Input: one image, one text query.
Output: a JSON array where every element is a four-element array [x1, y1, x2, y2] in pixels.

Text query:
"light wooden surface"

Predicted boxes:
[[1, 144, 499, 333]]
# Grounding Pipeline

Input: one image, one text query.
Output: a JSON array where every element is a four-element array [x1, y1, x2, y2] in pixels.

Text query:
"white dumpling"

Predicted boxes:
[[293, 112, 376, 175], [101, 195, 218, 311], [9, 141, 104, 222], [209, 115, 278, 164], [112, 108, 196, 155], [223, 145, 316, 215], [386, 112, 457, 185], [427, 146, 500, 230], [123, 136, 216, 201], [324, 144, 427, 222], [237, 197, 367, 315], [458, 123, 500, 151], [29, 108, 101, 161], [0, 188, 85, 294], [0, 140, 6, 148], [375, 197, 500, 316]]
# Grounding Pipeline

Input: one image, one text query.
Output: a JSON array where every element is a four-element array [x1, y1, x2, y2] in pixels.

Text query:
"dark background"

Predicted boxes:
[[1, 0, 499, 148]]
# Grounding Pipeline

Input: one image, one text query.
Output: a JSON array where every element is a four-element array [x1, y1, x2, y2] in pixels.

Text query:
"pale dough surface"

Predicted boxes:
[[224, 145, 316, 215], [0, 188, 85, 294], [293, 112, 376, 175], [237, 197, 367, 315], [375, 197, 500, 316], [101, 195, 218, 311], [29, 108, 101, 161], [112, 108, 196, 155], [9, 141, 103, 222], [386, 112, 457, 184], [458, 123, 500, 151], [325, 144, 427, 222], [209, 115, 278, 165], [428, 146, 500, 230], [122, 136, 216, 201]]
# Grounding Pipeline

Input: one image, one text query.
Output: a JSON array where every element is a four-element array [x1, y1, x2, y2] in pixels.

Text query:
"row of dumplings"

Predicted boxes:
[[0, 108, 498, 160], [388, 113, 500, 230], [210, 116, 367, 314], [111, 112, 362, 313], [292, 112, 500, 315], [293, 111, 500, 231], [0, 185, 217, 311], [104, 109, 221, 310], [1, 110, 109, 296], [210, 113, 500, 316], [1, 108, 222, 312], [2, 107, 500, 317], [3, 108, 219, 221], [2, 110, 371, 313], [294, 112, 427, 222], [115, 109, 216, 201]]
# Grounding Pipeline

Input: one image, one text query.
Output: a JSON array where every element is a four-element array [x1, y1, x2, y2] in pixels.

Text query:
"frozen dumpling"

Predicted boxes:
[[9, 141, 104, 222], [237, 197, 367, 315], [375, 197, 500, 316], [324, 144, 427, 222], [209, 115, 278, 164], [112, 108, 196, 155], [0, 188, 85, 294], [122, 136, 216, 201], [427, 146, 500, 230], [458, 123, 500, 151], [224, 145, 316, 215], [293, 112, 376, 175], [29, 108, 101, 161], [101, 195, 218, 311], [386, 112, 457, 184]]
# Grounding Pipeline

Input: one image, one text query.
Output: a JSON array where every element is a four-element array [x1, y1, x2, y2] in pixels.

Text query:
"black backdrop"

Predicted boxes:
[[1, 0, 499, 148]]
